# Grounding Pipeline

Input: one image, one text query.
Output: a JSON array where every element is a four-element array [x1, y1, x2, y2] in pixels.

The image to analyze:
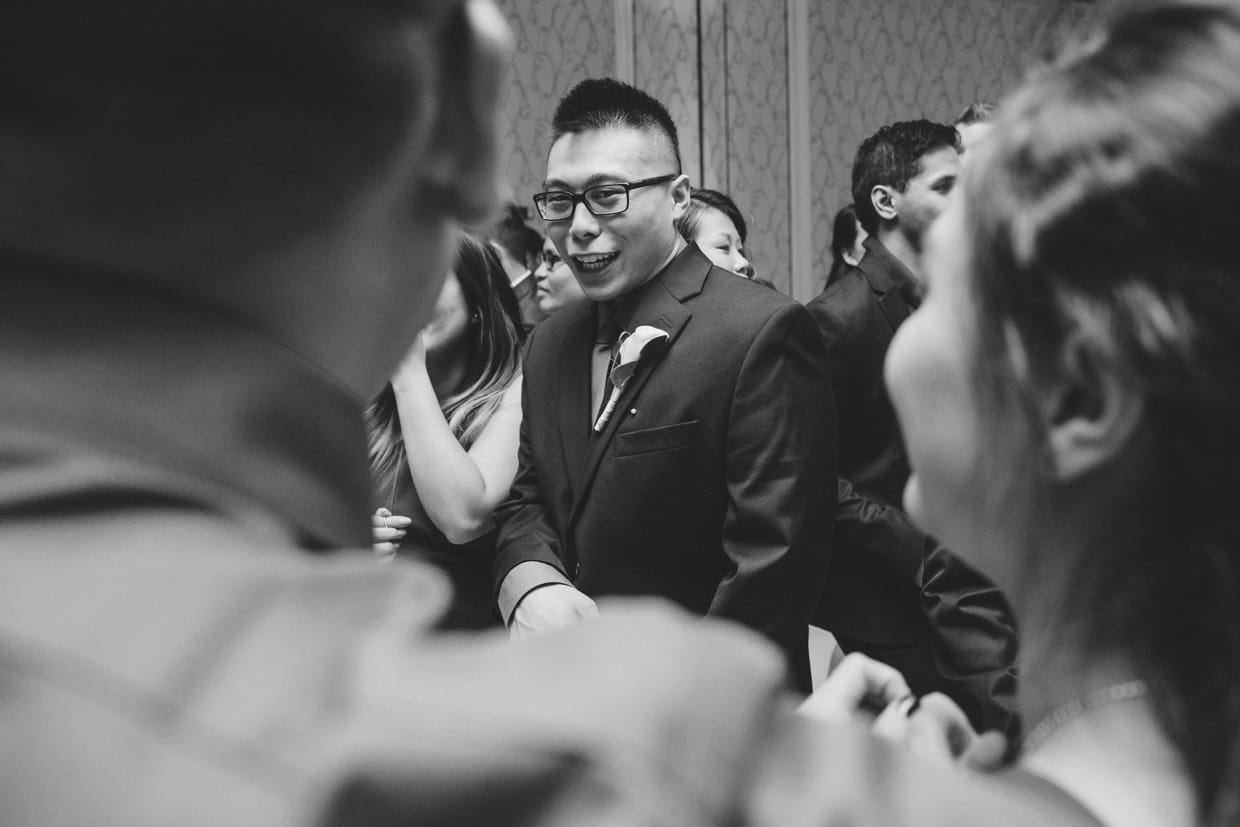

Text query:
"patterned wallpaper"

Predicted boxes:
[[494, 0, 1108, 297], [495, 0, 613, 209], [634, 0, 701, 183], [724, 0, 791, 292]]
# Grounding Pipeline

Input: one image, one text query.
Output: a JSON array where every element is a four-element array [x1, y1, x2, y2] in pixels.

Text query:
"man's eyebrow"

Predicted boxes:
[[542, 172, 629, 191]]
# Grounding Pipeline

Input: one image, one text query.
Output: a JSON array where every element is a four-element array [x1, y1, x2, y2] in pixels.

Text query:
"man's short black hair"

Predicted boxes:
[[551, 78, 682, 173], [851, 120, 959, 234], [488, 202, 543, 266]]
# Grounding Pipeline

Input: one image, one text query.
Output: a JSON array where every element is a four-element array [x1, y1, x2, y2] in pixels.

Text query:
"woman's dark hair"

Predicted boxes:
[[366, 232, 525, 494], [676, 187, 748, 244], [965, 2, 1240, 821], [826, 203, 861, 287]]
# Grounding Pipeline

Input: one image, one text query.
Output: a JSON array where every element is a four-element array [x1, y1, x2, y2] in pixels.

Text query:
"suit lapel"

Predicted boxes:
[[567, 246, 707, 529], [554, 307, 596, 503], [857, 242, 913, 332]]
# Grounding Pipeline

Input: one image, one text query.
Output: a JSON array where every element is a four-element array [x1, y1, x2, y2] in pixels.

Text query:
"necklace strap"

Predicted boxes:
[[1022, 679, 1149, 755]]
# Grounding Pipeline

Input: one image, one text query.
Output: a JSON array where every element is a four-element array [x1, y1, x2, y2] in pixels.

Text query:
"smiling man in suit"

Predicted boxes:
[[494, 78, 834, 692]]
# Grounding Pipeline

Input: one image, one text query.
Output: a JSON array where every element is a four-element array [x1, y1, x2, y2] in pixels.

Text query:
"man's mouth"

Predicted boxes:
[[571, 251, 619, 274]]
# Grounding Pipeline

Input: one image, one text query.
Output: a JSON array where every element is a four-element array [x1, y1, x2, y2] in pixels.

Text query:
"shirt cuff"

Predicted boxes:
[[498, 561, 573, 625]]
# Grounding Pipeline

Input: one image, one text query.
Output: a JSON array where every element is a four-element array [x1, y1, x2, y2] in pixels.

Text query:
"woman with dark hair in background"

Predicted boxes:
[[533, 234, 587, 316], [825, 203, 867, 288], [676, 187, 755, 279], [805, 2, 1240, 825], [367, 232, 525, 630]]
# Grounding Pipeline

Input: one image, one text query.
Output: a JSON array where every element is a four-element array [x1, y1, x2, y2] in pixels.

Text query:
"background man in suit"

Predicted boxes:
[[806, 121, 1019, 732], [495, 78, 834, 692]]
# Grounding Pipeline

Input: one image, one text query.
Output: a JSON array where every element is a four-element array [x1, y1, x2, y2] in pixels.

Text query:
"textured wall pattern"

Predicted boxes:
[[496, 0, 613, 208], [725, 0, 791, 292], [634, 0, 701, 182]]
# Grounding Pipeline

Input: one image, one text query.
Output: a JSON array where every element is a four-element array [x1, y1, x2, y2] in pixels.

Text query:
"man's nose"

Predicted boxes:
[[569, 200, 600, 239]]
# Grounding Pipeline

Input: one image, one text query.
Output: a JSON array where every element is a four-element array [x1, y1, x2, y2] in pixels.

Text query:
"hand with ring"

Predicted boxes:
[[372, 507, 411, 558]]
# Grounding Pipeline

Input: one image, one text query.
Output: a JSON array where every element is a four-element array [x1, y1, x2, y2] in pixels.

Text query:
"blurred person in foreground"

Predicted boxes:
[[367, 233, 525, 630], [870, 1, 1240, 822]]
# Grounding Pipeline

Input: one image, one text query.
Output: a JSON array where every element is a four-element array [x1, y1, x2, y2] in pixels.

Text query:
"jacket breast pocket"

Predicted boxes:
[[613, 420, 699, 458]]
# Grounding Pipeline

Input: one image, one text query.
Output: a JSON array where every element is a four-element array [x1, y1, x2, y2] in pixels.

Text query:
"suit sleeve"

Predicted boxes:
[[709, 303, 836, 694], [805, 296, 854, 434], [832, 478, 925, 583], [492, 327, 570, 618], [920, 544, 1021, 736]]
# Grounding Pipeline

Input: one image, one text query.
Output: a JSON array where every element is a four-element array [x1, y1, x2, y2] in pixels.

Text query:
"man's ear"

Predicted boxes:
[[669, 173, 693, 221], [1041, 334, 1146, 481], [419, 0, 513, 226], [871, 185, 897, 223]]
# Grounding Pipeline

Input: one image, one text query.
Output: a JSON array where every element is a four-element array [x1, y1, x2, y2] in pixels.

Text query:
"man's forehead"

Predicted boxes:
[[913, 145, 961, 179], [545, 126, 674, 183]]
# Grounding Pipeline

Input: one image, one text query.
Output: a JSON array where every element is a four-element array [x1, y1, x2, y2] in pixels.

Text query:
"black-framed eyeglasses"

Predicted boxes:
[[532, 174, 677, 221]]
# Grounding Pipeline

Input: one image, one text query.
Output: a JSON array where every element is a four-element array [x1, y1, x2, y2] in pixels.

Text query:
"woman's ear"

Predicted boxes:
[[1041, 333, 1146, 481]]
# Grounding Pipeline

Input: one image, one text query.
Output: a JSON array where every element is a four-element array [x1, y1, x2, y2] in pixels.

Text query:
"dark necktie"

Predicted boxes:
[[592, 314, 622, 425]]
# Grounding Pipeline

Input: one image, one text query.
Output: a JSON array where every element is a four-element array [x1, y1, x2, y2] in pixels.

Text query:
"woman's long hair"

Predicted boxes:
[[825, 203, 861, 288], [367, 231, 525, 499], [965, 2, 1240, 821]]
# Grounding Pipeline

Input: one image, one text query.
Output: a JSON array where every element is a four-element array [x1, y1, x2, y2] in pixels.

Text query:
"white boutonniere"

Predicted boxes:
[[593, 324, 670, 432]]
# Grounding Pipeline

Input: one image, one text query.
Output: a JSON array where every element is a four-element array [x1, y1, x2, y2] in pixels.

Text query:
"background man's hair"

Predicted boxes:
[[487, 203, 543, 268], [954, 101, 998, 126], [551, 78, 682, 173], [851, 119, 959, 234]]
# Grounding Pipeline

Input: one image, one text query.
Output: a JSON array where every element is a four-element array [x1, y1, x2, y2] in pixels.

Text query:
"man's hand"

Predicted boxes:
[[880, 692, 1009, 772], [509, 585, 599, 640], [798, 652, 911, 724]]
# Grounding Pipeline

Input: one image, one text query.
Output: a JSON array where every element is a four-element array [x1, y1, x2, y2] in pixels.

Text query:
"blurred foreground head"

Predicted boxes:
[[890, 1, 1240, 822], [0, 0, 511, 395]]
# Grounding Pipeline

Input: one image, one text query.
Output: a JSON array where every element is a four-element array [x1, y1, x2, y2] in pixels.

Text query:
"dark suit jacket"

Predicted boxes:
[[807, 238, 1019, 733], [495, 245, 835, 692], [805, 237, 914, 507], [805, 237, 921, 648]]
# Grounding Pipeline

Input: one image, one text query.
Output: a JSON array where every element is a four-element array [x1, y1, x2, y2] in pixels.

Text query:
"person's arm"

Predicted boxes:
[[921, 544, 1021, 737], [492, 327, 597, 635], [709, 303, 837, 693], [391, 336, 522, 545], [833, 478, 925, 584]]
